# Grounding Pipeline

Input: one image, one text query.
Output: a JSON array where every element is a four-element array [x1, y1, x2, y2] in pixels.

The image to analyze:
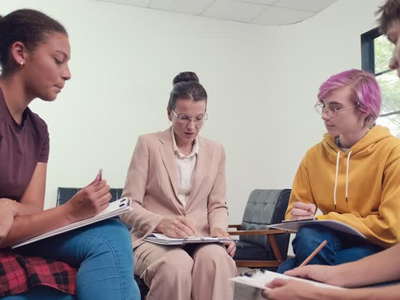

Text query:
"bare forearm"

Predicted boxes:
[[1, 205, 72, 248], [0, 198, 42, 216], [1, 179, 112, 248], [9, 200, 42, 216], [323, 285, 400, 300], [331, 244, 400, 287]]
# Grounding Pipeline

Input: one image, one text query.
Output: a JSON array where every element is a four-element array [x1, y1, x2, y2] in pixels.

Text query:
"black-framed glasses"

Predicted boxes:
[[315, 102, 357, 118], [171, 110, 208, 124]]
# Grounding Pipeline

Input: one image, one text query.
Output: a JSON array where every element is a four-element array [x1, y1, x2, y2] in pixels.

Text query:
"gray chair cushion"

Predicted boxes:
[[234, 240, 278, 261], [236, 189, 291, 261]]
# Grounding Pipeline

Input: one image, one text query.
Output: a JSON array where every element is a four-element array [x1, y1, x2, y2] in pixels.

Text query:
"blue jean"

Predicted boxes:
[[1, 286, 74, 300], [277, 225, 383, 273], [3, 219, 140, 300]]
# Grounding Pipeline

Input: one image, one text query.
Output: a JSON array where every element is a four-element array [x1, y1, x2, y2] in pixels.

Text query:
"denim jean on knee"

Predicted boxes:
[[277, 225, 383, 273], [6, 219, 140, 300]]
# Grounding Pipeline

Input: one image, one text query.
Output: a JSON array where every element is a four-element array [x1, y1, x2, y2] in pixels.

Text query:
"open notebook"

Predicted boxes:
[[144, 233, 233, 245], [232, 270, 343, 291], [12, 197, 132, 248], [267, 219, 366, 239]]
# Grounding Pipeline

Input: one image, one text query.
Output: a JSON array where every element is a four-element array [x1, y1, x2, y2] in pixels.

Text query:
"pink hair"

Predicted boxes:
[[317, 69, 381, 125]]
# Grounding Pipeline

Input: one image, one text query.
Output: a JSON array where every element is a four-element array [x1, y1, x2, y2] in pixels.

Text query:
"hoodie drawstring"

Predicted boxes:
[[333, 151, 340, 210], [345, 151, 352, 203], [333, 150, 352, 210]]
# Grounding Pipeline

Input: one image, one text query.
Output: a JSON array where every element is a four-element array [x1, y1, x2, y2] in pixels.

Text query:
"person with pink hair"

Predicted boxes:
[[261, 1, 400, 299], [277, 68, 400, 274]]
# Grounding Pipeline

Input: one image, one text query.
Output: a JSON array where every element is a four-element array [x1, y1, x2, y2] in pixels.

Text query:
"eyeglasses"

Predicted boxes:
[[171, 110, 208, 124], [315, 102, 357, 118]]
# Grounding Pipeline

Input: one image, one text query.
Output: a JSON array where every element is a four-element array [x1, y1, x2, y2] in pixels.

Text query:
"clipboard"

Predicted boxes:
[[144, 233, 233, 246], [12, 197, 132, 248], [231, 270, 343, 291], [267, 219, 366, 239]]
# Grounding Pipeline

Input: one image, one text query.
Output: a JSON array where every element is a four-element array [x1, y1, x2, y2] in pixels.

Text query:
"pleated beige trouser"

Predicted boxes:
[[134, 241, 237, 300]]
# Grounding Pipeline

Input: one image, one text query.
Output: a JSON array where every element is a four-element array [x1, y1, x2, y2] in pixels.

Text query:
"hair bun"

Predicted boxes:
[[173, 71, 199, 85]]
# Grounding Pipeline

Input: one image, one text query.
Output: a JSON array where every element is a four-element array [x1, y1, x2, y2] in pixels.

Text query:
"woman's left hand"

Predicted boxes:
[[211, 227, 236, 257]]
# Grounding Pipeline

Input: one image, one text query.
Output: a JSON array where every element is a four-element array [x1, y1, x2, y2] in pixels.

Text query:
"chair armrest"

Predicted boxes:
[[228, 229, 287, 263], [227, 229, 286, 236], [228, 224, 241, 229]]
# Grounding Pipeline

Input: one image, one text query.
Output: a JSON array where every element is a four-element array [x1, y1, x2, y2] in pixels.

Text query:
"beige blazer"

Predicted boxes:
[[121, 129, 229, 248]]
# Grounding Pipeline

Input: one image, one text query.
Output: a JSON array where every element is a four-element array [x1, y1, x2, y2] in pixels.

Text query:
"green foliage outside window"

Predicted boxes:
[[374, 35, 400, 137]]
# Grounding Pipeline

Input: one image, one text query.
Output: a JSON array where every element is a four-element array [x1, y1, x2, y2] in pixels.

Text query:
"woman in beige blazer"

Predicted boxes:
[[121, 72, 236, 300]]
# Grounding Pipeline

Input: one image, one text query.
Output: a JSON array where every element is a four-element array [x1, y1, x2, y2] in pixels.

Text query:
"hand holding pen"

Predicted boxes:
[[63, 169, 111, 222], [291, 196, 316, 220]]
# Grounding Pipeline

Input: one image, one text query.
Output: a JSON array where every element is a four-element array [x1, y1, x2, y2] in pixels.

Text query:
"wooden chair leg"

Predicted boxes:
[[267, 234, 283, 263]]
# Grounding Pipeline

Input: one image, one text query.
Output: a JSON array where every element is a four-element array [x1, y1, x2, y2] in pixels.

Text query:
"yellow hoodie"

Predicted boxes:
[[286, 126, 400, 248]]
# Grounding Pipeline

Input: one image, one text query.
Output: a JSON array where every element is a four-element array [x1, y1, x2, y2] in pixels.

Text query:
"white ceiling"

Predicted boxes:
[[95, 0, 338, 26]]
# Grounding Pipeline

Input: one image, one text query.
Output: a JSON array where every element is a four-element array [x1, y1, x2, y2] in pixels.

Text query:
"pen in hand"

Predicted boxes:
[[291, 196, 316, 220]]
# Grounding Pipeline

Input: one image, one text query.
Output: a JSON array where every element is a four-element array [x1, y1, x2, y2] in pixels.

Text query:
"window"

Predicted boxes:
[[361, 28, 400, 137]]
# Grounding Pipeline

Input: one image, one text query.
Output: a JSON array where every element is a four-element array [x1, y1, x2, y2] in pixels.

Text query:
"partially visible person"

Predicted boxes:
[[262, 243, 400, 300], [0, 9, 139, 299], [121, 71, 236, 300], [262, 0, 400, 299]]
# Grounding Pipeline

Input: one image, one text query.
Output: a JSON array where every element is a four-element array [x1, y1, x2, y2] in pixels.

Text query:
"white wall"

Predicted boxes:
[[1, 0, 385, 224]]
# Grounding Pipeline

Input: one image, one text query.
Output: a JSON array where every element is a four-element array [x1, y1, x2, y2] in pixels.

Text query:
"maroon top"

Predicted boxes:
[[0, 88, 49, 201], [0, 88, 77, 297]]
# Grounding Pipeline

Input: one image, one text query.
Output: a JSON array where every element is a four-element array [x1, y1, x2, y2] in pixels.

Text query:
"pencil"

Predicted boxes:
[[96, 169, 102, 181], [299, 240, 327, 267]]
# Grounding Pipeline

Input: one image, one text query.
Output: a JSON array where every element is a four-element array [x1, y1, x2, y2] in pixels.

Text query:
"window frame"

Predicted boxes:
[[361, 27, 400, 118], [361, 27, 380, 74]]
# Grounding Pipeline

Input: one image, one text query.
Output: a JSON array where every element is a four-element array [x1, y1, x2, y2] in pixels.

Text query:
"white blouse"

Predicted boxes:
[[171, 130, 199, 207]]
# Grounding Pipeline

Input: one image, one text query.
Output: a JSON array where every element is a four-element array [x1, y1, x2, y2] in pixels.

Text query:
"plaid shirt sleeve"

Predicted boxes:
[[0, 249, 77, 297]]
